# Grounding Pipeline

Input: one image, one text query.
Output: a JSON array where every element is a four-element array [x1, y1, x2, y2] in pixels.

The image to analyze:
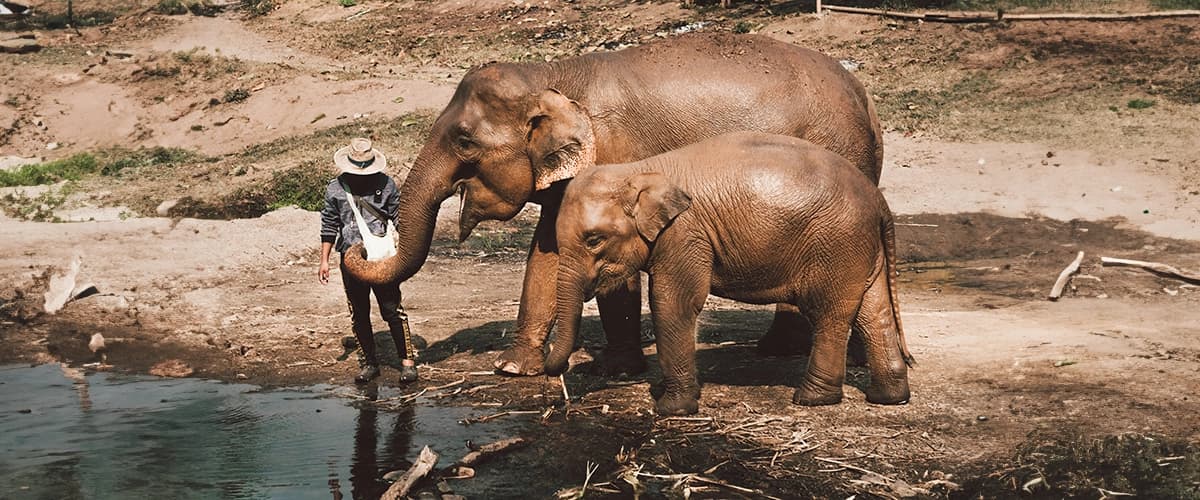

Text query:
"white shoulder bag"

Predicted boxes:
[[344, 187, 398, 261]]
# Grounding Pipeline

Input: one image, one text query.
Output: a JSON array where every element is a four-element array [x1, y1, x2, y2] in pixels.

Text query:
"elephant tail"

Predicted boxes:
[[882, 213, 916, 367]]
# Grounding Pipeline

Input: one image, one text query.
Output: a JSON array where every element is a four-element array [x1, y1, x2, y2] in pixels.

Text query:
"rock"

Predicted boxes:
[[71, 283, 99, 300], [0, 155, 41, 171], [149, 359, 194, 378], [88, 333, 106, 353], [156, 199, 178, 216], [84, 294, 130, 312], [43, 256, 82, 314], [0, 38, 39, 54], [45, 142, 59, 150]]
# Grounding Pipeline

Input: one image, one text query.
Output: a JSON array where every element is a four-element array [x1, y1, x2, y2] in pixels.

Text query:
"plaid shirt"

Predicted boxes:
[[319, 173, 400, 253]]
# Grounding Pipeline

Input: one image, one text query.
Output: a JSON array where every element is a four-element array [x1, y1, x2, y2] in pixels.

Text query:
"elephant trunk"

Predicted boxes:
[[342, 145, 457, 286], [544, 266, 587, 376]]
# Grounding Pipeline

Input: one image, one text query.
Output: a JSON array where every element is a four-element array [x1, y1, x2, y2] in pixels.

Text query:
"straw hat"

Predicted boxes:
[[333, 137, 387, 175]]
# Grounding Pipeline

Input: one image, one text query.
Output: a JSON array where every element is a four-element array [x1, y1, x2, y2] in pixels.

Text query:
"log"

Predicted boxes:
[[381, 445, 438, 500], [1100, 257, 1200, 285], [821, 4, 1200, 23], [456, 437, 527, 467], [1049, 251, 1085, 301]]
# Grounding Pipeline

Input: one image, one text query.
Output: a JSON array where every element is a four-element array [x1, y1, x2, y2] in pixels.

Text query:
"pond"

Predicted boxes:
[[0, 364, 529, 499]]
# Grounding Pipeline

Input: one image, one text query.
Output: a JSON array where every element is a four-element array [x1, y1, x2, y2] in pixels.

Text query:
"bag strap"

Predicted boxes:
[[340, 179, 392, 223]]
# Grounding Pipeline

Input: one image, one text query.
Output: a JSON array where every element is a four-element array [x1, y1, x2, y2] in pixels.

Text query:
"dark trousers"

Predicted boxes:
[[340, 260, 416, 365]]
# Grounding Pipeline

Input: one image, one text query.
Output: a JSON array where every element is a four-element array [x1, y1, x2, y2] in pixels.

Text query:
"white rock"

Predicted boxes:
[[44, 255, 81, 314], [156, 199, 179, 216]]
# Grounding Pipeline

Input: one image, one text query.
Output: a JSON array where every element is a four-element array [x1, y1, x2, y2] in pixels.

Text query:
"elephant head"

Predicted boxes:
[[342, 64, 595, 285], [544, 168, 692, 375]]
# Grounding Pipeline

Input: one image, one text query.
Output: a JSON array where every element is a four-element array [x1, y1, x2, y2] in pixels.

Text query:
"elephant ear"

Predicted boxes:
[[527, 89, 596, 192], [621, 172, 692, 242]]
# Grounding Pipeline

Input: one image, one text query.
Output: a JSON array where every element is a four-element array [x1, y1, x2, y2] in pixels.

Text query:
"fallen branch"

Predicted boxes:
[[455, 437, 528, 468], [1049, 251, 1086, 301], [1100, 257, 1200, 285], [821, 4, 1200, 22], [381, 445, 438, 500], [428, 376, 466, 392]]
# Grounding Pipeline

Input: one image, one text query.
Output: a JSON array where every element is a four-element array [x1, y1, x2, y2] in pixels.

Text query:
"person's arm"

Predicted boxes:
[[319, 242, 334, 284], [319, 181, 340, 284]]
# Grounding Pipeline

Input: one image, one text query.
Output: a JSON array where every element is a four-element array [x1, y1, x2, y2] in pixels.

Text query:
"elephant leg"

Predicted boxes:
[[757, 303, 812, 357], [760, 305, 869, 366], [594, 274, 647, 377], [854, 264, 910, 405], [792, 299, 856, 407], [493, 207, 560, 376], [648, 272, 708, 416]]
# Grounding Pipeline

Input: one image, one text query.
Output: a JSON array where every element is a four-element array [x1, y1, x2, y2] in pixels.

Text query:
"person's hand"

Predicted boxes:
[[318, 261, 330, 284]]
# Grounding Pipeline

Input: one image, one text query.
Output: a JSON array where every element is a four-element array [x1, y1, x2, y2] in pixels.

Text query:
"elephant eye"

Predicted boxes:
[[584, 233, 606, 248], [455, 134, 477, 151]]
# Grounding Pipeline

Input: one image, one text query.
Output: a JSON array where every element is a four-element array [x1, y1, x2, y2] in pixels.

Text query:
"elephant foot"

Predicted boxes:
[[756, 329, 810, 358], [792, 380, 844, 407], [595, 346, 647, 378], [865, 381, 911, 406], [493, 343, 545, 376], [654, 391, 701, 416]]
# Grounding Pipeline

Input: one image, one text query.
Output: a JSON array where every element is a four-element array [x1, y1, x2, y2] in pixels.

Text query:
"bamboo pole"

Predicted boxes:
[[821, 4, 1200, 23]]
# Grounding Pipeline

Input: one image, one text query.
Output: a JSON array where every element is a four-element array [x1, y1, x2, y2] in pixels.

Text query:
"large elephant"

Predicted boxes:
[[545, 132, 913, 415], [342, 32, 883, 376]]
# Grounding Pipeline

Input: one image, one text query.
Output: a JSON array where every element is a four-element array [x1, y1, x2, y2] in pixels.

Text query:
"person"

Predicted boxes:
[[319, 137, 418, 384]]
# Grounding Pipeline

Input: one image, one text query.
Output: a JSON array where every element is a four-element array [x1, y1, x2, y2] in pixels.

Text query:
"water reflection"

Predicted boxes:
[[348, 385, 415, 500], [0, 364, 510, 499]]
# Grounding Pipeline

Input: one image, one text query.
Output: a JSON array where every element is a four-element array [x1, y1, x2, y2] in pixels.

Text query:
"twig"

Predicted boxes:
[[814, 456, 886, 477], [1049, 251, 1085, 301], [896, 223, 939, 227], [1098, 487, 1135, 498], [428, 376, 466, 392], [458, 410, 541, 425], [344, 7, 372, 20], [633, 471, 782, 500], [380, 445, 437, 500], [1101, 257, 1200, 285], [559, 374, 571, 402]]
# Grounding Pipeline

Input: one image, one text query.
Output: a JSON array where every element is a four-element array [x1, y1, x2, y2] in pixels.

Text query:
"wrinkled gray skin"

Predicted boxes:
[[342, 33, 883, 377], [545, 132, 913, 416]]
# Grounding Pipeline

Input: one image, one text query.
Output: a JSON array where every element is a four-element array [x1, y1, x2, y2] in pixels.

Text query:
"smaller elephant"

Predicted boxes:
[[544, 132, 914, 415]]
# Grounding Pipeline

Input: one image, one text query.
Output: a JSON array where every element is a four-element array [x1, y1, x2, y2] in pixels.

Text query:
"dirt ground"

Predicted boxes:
[[3, 0, 1200, 498]]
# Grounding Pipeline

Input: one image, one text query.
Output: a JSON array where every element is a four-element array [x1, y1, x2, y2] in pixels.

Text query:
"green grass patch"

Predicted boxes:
[[99, 147, 205, 177], [1127, 98, 1156, 109], [0, 147, 205, 187], [267, 160, 329, 211], [1152, 0, 1200, 8], [0, 154, 98, 187], [0, 188, 70, 222]]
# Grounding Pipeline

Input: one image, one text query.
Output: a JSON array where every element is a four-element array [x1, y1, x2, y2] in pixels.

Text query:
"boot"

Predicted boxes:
[[354, 326, 380, 385], [355, 364, 381, 385], [398, 361, 418, 383]]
